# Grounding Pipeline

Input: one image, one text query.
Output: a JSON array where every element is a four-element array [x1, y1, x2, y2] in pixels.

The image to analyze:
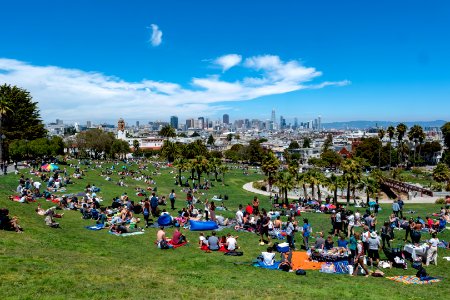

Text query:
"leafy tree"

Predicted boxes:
[[132, 140, 141, 157], [357, 175, 380, 205], [111, 139, 130, 159], [441, 122, 450, 167], [191, 155, 209, 183], [191, 131, 200, 137], [325, 173, 342, 205], [207, 134, 215, 146], [322, 134, 333, 152], [159, 125, 176, 140], [209, 157, 222, 181], [433, 163, 450, 184], [408, 125, 425, 166], [288, 140, 300, 149], [354, 137, 382, 166], [420, 141, 442, 165], [303, 137, 311, 148], [173, 157, 190, 185], [320, 149, 343, 169], [378, 129, 385, 168], [305, 168, 324, 201], [219, 164, 229, 186], [246, 140, 264, 163], [387, 126, 396, 168], [226, 133, 233, 142]]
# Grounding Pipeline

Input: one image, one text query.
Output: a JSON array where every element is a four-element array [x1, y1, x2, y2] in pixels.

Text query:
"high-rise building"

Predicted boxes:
[[185, 119, 194, 128], [87, 121, 92, 128], [56, 119, 63, 125], [318, 115, 322, 132], [271, 109, 276, 129], [198, 117, 204, 129], [136, 121, 140, 128], [294, 117, 298, 130], [223, 114, 229, 124], [170, 116, 178, 129], [280, 116, 286, 129]]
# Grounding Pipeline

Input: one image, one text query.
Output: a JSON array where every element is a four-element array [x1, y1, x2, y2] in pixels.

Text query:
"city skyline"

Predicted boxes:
[[1, 1, 450, 123]]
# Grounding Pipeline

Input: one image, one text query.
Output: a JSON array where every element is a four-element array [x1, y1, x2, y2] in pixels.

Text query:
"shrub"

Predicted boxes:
[[435, 198, 445, 204]]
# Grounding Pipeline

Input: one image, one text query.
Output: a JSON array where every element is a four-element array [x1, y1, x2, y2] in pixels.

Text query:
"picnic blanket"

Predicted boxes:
[[108, 231, 145, 237], [387, 275, 441, 285], [85, 224, 105, 231], [254, 261, 281, 270], [168, 240, 188, 248], [291, 251, 325, 270]]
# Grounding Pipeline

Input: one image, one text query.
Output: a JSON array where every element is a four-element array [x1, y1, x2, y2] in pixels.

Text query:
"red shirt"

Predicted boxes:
[[246, 205, 253, 215], [172, 230, 182, 244]]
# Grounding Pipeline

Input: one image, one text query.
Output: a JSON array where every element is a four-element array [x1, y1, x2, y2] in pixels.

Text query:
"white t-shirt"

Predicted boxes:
[[236, 210, 244, 224], [348, 214, 355, 226], [429, 238, 439, 247], [227, 237, 237, 251], [199, 236, 207, 245], [33, 182, 41, 189], [335, 212, 342, 223], [261, 252, 275, 266]]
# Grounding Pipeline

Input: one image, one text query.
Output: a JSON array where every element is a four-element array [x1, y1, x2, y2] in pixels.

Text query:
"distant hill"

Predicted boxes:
[[322, 120, 448, 130]]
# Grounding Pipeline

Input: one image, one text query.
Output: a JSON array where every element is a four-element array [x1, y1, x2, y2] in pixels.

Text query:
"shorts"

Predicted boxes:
[[368, 249, 379, 260], [334, 222, 342, 230]]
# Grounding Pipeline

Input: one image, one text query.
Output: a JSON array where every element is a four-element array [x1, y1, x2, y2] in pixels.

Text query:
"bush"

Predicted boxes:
[[435, 198, 445, 204], [252, 181, 267, 191]]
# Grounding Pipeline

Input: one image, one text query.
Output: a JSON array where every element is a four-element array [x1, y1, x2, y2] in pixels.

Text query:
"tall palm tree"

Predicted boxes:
[[219, 164, 229, 186], [191, 155, 209, 183], [209, 157, 222, 182], [306, 168, 323, 201], [297, 172, 308, 198], [158, 125, 176, 140], [341, 158, 363, 206], [276, 170, 296, 205], [357, 175, 380, 206], [408, 125, 425, 166], [378, 129, 385, 168], [160, 140, 180, 163], [261, 152, 280, 199], [396, 123, 408, 164], [387, 126, 396, 168], [325, 173, 340, 205], [173, 157, 189, 186]]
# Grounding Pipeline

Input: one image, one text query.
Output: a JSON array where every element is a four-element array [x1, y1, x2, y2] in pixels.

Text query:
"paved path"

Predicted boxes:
[[242, 181, 440, 204]]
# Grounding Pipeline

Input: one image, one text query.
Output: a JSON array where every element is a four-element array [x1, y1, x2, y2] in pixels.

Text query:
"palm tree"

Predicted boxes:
[[386, 126, 396, 168], [209, 157, 222, 182], [276, 170, 296, 205], [325, 173, 340, 205], [219, 164, 229, 186], [306, 168, 323, 201], [357, 175, 380, 206], [261, 152, 280, 199], [297, 172, 308, 198], [173, 157, 189, 186], [396, 123, 408, 164], [191, 155, 209, 183], [160, 140, 180, 163], [408, 125, 424, 166], [158, 125, 176, 140], [378, 129, 385, 168], [341, 158, 363, 206]]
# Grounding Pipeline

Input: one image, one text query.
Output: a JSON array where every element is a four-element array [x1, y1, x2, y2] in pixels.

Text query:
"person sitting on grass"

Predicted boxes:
[[226, 233, 238, 251], [0, 208, 23, 233], [199, 232, 208, 249], [171, 228, 187, 245], [207, 231, 220, 251], [260, 246, 275, 266], [324, 235, 334, 251], [156, 226, 167, 247]]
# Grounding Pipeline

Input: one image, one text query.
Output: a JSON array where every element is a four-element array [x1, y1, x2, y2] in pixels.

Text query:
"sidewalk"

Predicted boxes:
[[242, 181, 440, 204]]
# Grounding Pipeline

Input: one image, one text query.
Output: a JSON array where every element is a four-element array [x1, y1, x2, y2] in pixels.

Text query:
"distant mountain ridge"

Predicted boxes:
[[322, 120, 447, 130]]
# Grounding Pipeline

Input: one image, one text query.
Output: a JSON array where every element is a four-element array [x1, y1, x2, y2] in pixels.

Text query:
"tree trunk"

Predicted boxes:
[[284, 188, 289, 205], [317, 184, 321, 202], [222, 173, 225, 186], [311, 184, 315, 200], [303, 183, 307, 198], [197, 170, 201, 183], [214, 171, 218, 181], [346, 182, 351, 206], [333, 186, 338, 205], [366, 189, 370, 206], [191, 168, 195, 180], [352, 187, 357, 205]]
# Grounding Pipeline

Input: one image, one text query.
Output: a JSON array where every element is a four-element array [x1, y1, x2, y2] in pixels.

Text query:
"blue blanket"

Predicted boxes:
[[85, 224, 105, 231], [254, 261, 281, 270]]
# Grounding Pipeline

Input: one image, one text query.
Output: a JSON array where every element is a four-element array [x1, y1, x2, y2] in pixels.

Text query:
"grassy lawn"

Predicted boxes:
[[1, 160, 449, 300]]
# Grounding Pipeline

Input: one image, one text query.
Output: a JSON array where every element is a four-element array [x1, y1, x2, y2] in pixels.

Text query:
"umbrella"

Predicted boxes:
[[326, 204, 336, 209], [41, 163, 59, 172]]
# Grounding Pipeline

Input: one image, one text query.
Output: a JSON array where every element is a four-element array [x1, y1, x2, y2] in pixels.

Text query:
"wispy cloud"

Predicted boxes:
[[214, 54, 242, 72], [0, 55, 349, 122], [149, 24, 162, 46]]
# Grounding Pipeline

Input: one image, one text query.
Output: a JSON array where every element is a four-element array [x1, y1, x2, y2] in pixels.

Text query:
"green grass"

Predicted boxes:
[[1, 160, 449, 299]]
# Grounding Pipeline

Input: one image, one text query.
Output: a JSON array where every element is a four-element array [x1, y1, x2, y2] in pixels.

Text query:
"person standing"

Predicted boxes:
[[352, 232, 370, 277], [302, 218, 311, 250], [286, 217, 296, 250], [169, 189, 176, 210], [367, 231, 381, 267], [150, 192, 159, 216], [252, 196, 260, 215], [347, 211, 355, 238], [235, 204, 244, 228], [392, 200, 400, 218], [426, 232, 439, 266], [397, 198, 404, 219]]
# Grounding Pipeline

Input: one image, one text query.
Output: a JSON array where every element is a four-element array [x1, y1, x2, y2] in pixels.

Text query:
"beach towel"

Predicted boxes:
[[291, 251, 325, 271], [108, 231, 145, 237], [168, 240, 188, 248], [85, 224, 105, 231], [387, 276, 441, 284], [254, 261, 281, 270]]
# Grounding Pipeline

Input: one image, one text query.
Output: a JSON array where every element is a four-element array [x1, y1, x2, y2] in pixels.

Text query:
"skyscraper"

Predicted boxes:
[[170, 116, 178, 129], [136, 121, 140, 128], [318, 116, 322, 132], [198, 117, 204, 129], [271, 109, 276, 128], [223, 114, 229, 124]]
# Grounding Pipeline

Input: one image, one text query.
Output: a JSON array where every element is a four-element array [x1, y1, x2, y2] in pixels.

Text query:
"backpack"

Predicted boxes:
[[159, 240, 170, 249], [296, 269, 306, 276]]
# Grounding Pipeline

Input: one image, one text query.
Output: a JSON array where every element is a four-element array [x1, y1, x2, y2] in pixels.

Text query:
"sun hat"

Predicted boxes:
[[370, 231, 378, 238]]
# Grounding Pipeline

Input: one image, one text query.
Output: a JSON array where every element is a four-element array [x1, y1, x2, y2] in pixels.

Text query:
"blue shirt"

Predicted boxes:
[[150, 196, 158, 208], [302, 224, 310, 237], [338, 239, 348, 248]]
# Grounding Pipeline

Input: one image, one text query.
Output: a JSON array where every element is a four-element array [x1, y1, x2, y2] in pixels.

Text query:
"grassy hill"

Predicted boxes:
[[0, 160, 449, 299]]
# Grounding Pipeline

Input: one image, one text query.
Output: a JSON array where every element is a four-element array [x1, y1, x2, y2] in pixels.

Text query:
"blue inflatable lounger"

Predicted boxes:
[[189, 220, 219, 231], [157, 214, 173, 226]]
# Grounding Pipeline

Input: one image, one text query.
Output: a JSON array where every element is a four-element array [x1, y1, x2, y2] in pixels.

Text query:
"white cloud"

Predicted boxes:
[[213, 54, 242, 72], [149, 24, 162, 46], [0, 55, 349, 122]]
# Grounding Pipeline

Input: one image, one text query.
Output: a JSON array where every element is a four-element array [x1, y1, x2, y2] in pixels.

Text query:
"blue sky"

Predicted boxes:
[[0, 0, 449, 124]]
